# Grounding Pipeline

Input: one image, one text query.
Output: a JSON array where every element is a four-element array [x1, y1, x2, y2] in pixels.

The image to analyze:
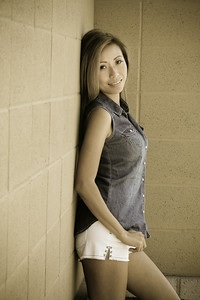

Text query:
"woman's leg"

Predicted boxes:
[[127, 251, 180, 300], [82, 258, 128, 300]]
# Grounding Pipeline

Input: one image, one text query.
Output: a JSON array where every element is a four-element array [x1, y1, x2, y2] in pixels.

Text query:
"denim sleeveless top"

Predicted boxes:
[[75, 92, 150, 238]]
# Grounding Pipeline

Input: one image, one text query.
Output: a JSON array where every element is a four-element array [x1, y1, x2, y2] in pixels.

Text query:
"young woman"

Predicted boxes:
[[74, 29, 180, 300]]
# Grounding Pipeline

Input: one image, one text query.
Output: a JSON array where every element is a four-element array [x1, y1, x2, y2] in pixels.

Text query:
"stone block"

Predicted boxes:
[[30, 172, 48, 249], [141, 47, 200, 93], [47, 161, 61, 230], [7, 185, 29, 276], [59, 267, 68, 300], [0, 284, 5, 300], [0, 0, 12, 18], [33, 29, 51, 101], [95, 0, 141, 47], [76, 0, 94, 39], [6, 259, 28, 300], [126, 92, 139, 121], [9, 106, 32, 189], [60, 257, 82, 300], [63, 95, 80, 152], [180, 277, 200, 300], [0, 111, 8, 197], [0, 198, 7, 286], [45, 278, 60, 300], [0, 19, 11, 108], [60, 211, 69, 273], [145, 229, 200, 276], [126, 47, 140, 97], [65, 254, 76, 300], [142, 0, 200, 47], [60, 204, 75, 273], [28, 238, 46, 300], [46, 222, 60, 295], [51, 34, 66, 97], [52, 0, 67, 36], [32, 103, 50, 174], [146, 185, 200, 230], [50, 97, 80, 162], [166, 276, 180, 295], [35, 0, 52, 30], [61, 150, 76, 214], [140, 94, 200, 140], [12, 0, 34, 26], [52, 98, 78, 160], [65, 0, 78, 38], [49, 100, 66, 162], [64, 38, 80, 95], [10, 22, 34, 105], [146, 140, 200, 186]]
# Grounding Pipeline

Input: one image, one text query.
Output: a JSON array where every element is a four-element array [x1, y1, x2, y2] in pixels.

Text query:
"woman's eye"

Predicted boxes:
[[100, 65, 106, 70], [116, 59, 123, 64]]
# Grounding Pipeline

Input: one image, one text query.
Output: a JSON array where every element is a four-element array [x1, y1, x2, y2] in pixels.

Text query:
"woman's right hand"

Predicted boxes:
[[120, 229, 147, 252]]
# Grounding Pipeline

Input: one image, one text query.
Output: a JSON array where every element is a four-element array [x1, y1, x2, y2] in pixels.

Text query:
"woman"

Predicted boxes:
[[74, 29, 180, 300]]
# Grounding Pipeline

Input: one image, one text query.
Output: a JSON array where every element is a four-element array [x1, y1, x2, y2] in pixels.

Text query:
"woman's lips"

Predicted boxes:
[[108, 78, 123, 86]]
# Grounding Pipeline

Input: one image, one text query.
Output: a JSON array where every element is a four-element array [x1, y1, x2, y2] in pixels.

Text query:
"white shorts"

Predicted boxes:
[[75, 221, 134, 262]]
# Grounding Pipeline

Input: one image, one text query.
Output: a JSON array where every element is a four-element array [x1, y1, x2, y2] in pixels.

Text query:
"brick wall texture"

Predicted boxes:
[[0, 1, 93, 299], [95, 0, 200, 299], [0, 0, 200, 299]]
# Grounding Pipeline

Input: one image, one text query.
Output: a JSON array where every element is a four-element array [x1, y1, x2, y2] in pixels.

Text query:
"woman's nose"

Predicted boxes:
[[109, 66, 118, 77]]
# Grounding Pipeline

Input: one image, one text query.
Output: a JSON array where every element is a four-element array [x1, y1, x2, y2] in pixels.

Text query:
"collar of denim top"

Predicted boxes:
[[96, 92, 129, 116], [96, 92, 144, 132]]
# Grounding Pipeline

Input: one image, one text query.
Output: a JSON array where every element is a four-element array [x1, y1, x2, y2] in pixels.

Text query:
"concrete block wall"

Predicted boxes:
[[95, 0, 200, 299], [0, 1, 94, 299]]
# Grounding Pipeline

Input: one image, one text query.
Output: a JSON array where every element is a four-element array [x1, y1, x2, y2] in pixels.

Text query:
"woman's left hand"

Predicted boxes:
[[128, 229, 147, 252]]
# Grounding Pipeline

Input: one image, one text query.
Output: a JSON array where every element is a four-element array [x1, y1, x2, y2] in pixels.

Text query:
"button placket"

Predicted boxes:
[[108, 246, 112, 258], [104, 246, 113, 258]]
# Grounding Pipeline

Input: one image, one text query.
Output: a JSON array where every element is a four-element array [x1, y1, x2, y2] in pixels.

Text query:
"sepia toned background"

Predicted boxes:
[[0, 0, 199, 299]]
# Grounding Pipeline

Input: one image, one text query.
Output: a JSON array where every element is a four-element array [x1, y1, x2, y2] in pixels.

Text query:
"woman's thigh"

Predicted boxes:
[[127, 251, 180, 300], [82, 258, 128, 300]]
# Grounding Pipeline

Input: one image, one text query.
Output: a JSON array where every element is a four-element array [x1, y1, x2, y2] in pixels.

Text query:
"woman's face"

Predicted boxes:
[[98, 43, 127, 103]]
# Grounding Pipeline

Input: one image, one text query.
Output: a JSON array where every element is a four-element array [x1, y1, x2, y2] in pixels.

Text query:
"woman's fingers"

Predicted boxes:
[[128, 230, 147, 252]]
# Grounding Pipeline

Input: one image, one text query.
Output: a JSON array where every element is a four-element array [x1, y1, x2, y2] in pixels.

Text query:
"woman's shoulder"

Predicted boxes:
[[85, 95, 113, 117], [86, 98, 104, 112]]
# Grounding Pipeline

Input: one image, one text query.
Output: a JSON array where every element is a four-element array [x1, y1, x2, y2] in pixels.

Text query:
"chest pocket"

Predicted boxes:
[[121, 125, 144, 154], [122, 126, 137, 136]]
